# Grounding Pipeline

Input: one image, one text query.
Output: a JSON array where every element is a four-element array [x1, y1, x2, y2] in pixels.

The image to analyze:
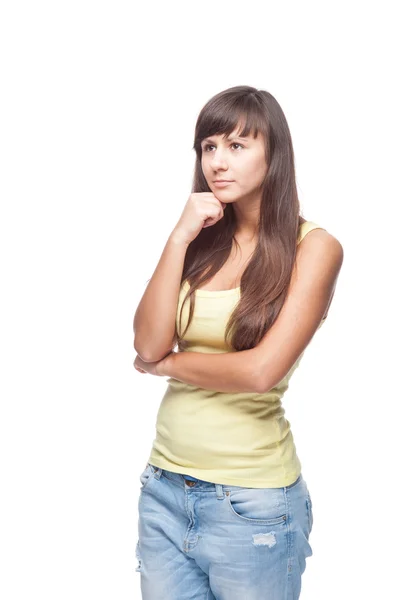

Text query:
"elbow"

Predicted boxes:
[[134, 340, 173, 363], [134, 345, 160, 363], [254, 379, 268, 395], [253, 371, 275, 395], [135, 350, 157, 363], [133, 326, 177, 363], [133, 339, 153, 362]]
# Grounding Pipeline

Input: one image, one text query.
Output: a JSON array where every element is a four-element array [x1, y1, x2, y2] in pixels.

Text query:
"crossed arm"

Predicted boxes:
[[158, 347, 264, 394], [139, 230, 344, 394]]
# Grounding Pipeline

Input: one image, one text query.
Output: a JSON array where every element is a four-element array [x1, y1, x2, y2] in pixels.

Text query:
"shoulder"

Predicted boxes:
[[296, 223, 344, 279], [298, 221, 343, 259]]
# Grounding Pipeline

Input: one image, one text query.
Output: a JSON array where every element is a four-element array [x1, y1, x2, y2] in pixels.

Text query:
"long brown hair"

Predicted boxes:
[[177, 85, 306, 352]]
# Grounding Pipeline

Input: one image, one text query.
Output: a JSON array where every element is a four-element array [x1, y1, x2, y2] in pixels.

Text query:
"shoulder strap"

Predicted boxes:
[[297, 220, 326, 245]]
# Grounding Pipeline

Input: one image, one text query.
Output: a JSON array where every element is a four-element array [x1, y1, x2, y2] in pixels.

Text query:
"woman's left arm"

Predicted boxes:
[[136, 231, 343, 395], [158, 348, 263, 393]]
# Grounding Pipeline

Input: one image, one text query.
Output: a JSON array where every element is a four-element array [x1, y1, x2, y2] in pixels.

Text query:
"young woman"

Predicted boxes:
[[133, 85, 343, 599]]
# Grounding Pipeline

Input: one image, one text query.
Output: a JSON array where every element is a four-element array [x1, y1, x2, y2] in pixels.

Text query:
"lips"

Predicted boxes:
[[214, 180, 234, 183]]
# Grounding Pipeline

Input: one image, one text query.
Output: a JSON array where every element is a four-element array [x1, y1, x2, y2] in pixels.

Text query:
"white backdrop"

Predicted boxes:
[[1, 1, 397, 598]]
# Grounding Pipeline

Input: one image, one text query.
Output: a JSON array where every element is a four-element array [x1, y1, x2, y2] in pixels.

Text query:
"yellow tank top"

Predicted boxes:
[[147, 221, 327, 488]]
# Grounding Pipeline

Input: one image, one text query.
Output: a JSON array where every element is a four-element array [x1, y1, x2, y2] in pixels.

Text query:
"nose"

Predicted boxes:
[[209, 148, 229, 170]]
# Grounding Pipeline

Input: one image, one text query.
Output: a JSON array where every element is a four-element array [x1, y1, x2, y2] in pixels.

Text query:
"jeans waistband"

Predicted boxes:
[[149, 464, 303, 492]]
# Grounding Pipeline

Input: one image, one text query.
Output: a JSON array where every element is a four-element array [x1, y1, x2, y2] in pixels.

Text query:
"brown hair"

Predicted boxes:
[[177, 85, 306, 352]]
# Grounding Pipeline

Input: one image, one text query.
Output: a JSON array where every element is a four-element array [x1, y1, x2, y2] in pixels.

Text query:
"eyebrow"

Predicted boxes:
[[201, 135, 249, 144]]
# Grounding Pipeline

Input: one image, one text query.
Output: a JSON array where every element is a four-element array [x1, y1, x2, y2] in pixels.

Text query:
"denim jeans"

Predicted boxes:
[[135, 464, 314, 599]]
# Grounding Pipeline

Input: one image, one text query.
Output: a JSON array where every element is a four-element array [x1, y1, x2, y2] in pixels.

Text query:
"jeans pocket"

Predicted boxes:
[[139, 463, 157, 491], [306, 492, 314, 534], [226, 487, 287, 525]]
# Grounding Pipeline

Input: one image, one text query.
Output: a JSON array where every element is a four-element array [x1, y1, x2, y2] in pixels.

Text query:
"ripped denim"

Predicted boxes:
[[135, 464, 314, 599]]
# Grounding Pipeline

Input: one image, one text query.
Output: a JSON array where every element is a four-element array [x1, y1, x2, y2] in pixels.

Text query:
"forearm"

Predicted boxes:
[[133, 231, 189, 362], [159, 349, 263, 393]]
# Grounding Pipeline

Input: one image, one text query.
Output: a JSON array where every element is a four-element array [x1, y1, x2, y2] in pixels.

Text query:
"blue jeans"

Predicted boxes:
[[135, 464, 314, 599]]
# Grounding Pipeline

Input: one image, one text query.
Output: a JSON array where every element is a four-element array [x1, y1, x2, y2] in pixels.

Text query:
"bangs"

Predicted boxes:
[[194, 94, 266, 151]]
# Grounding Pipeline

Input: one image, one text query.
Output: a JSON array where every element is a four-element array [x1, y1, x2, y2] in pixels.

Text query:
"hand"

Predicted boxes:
[[133, 351, 175, 376], [172, 193, 227, 245], [133, 354, 163, 376]]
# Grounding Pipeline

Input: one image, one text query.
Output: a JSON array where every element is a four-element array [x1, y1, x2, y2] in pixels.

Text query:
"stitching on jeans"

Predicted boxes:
[[282, 483, 294, 585]]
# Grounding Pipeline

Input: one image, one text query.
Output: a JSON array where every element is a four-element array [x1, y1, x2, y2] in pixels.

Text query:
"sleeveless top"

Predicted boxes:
[[147, 221, 327, 487]]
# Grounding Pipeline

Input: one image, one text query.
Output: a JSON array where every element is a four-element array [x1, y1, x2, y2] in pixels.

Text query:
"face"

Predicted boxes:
[[200, 125, 268, 204]]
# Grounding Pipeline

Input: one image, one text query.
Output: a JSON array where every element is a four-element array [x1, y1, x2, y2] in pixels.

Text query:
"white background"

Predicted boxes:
[[1, 1, 398, 598]]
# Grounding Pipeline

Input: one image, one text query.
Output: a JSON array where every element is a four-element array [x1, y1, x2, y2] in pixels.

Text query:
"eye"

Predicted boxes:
[[203, 142, 244, 152]]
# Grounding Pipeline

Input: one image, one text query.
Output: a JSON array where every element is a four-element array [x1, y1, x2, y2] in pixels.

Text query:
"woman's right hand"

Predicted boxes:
[[171, 193, 227, 245]]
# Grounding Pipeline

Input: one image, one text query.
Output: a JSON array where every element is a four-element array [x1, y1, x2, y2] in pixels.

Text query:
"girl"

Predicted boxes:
[[133, 85, 343, 599]]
